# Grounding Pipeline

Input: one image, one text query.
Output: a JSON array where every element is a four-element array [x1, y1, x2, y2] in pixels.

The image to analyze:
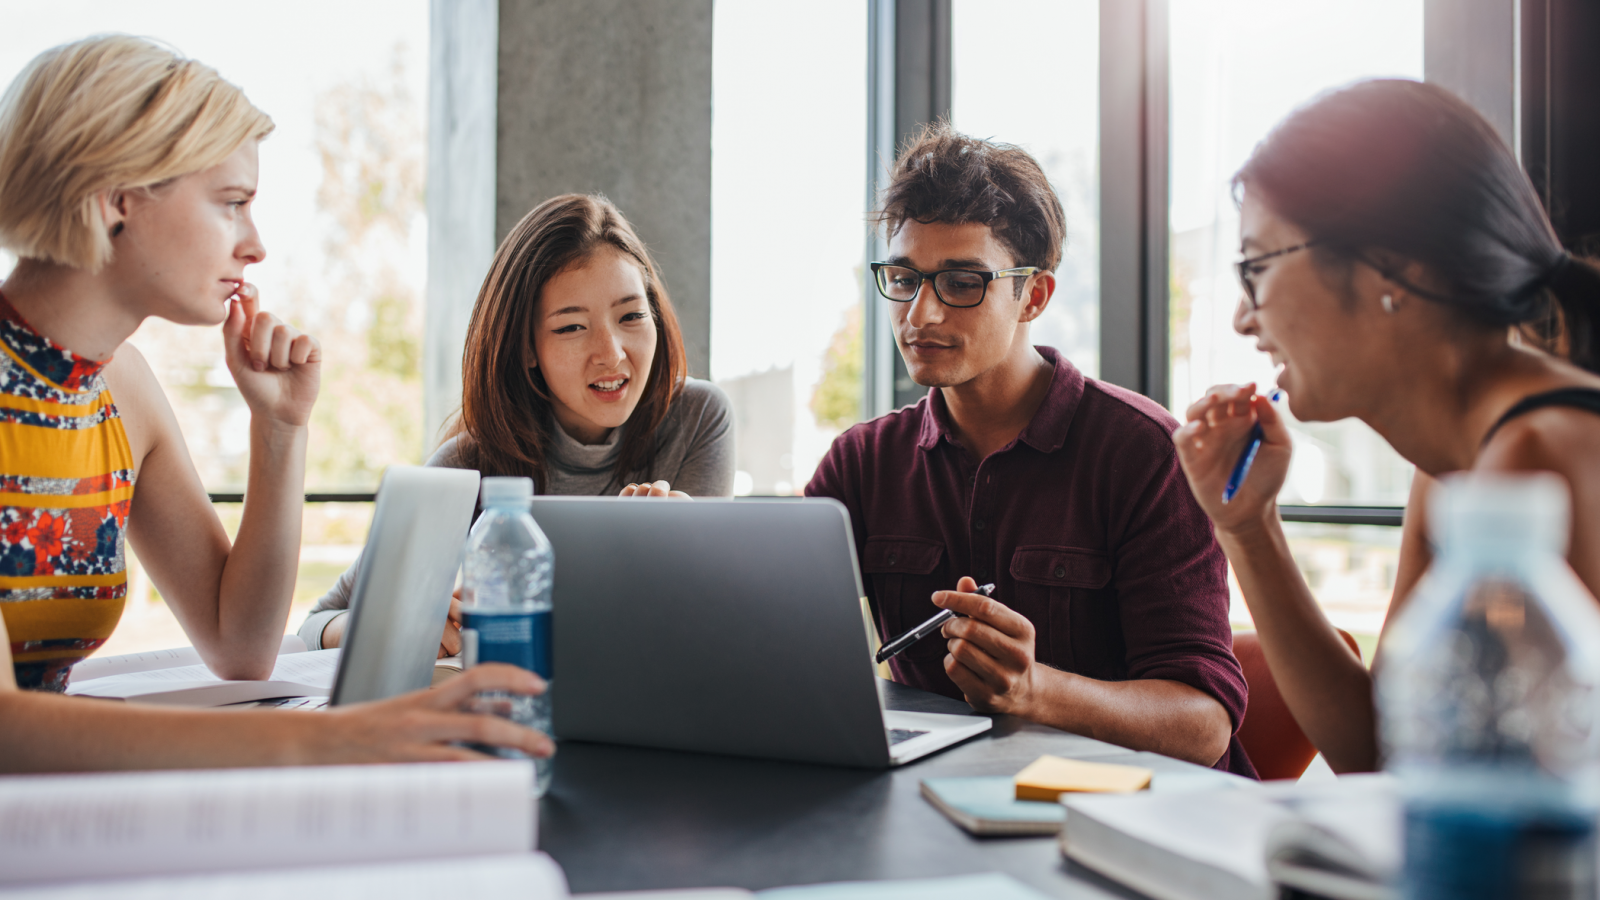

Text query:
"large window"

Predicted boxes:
[[0, 2, 426, 655], [952, 0, 1100, 376], [1167, 0, 1425, 639], [1168, 0, 1423, 506], [710, 1, 868, 496]]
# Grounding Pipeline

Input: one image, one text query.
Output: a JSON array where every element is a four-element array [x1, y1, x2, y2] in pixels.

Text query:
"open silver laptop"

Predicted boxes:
[[532, 496, 992, 767], [329, 464, 480, 704], [256, 465, 480, 709]]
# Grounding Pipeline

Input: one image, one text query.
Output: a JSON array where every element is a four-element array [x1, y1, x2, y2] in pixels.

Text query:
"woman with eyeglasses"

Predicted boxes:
[[1173, 78, 1600, 774]]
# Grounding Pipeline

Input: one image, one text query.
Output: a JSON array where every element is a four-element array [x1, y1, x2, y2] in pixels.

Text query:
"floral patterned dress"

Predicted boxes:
[[0, 292, 134, 691]]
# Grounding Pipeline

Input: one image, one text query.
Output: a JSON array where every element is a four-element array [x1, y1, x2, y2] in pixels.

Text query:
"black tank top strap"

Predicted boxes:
[[1482, 388, 1600, 446]]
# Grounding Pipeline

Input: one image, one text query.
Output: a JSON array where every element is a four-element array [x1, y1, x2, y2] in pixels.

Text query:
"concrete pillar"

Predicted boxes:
[[496, 0, 713, 377]]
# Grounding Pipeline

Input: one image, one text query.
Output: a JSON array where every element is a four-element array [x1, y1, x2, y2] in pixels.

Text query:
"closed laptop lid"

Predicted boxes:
[[536, 496, 891, 767], [332, 465, 481, 705]]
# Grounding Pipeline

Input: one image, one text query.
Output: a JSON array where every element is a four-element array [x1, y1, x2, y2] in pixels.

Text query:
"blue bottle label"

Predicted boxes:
[[1405, 801, 1597, 898], [463, 609, 552, 679]]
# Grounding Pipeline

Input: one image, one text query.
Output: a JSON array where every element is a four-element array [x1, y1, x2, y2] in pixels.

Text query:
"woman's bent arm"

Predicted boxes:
[[111, 292, 319, 680], [0, 665, 553, 773], [1216, 511, 1378, 772], [1174, 384, 1379, 773]]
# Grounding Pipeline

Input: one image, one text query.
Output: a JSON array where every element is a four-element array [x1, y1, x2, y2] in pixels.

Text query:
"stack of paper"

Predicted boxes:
[[0, 760, 550, 894]]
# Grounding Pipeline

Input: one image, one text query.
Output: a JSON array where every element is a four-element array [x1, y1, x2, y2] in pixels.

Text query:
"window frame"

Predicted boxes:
[[864, 0, 1524, 528]]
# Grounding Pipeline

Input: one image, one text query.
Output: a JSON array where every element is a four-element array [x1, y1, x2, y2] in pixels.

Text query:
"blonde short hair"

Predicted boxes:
[[0, 35, 274, 271]]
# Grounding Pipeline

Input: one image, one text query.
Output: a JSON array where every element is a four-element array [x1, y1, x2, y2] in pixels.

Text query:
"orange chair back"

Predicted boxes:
[[1232, 628, 1362, 781]]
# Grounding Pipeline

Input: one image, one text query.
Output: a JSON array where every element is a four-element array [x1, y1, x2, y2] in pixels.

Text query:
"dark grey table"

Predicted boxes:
[[538, 680, 1241, 898]]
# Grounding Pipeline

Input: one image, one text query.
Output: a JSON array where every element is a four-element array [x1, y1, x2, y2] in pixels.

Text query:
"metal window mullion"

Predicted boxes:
[[1099, 0, 1168, 403], [1141, 0, 1170, 408], [863, 0, 897, 422], [862, 0, 952, 420]]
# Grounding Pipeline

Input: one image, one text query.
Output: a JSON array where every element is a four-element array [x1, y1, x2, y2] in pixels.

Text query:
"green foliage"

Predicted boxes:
[[367, 292, 421, 379], [298, 47, 426, 489], [811, 304, 864, 432]]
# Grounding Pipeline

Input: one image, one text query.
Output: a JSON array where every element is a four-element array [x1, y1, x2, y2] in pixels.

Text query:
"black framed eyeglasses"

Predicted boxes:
[[1235, 241, 1318, 310], [869, 262, 1040, 309]]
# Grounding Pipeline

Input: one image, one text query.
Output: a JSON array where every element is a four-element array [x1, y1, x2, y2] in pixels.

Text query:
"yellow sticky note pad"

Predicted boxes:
[[1013, 755, 1153, 801]]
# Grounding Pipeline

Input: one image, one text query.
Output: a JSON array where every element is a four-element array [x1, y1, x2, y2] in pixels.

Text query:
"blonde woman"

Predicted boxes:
[[0, 35, 549, 771]]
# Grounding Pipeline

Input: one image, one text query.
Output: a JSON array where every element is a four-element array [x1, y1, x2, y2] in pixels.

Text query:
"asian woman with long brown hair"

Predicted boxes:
[[301, 193, 734, 651]]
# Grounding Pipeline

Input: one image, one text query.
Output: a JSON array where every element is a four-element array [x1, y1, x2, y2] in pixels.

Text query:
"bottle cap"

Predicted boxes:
[[480, 476, 533, 508], [1429, 472, 1569, 558]]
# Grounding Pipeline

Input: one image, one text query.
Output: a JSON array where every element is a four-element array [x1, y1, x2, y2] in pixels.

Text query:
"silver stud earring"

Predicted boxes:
[[1381, 294, 1396, 314]]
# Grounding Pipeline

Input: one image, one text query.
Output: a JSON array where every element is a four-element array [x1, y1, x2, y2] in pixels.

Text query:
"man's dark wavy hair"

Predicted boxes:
[[875, 121, 1066, 296]]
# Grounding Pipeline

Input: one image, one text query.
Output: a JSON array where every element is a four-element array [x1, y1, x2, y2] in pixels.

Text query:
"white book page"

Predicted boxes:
[[1063, 789, 1283, 900], [68, 636, 308, 685], [67, 648, 340, 697], [0, 852, 566, 900], [0, 760, 535, 885]]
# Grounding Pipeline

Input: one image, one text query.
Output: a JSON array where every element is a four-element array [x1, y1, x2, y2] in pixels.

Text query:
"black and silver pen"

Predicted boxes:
[[874, 583, 996, 664]]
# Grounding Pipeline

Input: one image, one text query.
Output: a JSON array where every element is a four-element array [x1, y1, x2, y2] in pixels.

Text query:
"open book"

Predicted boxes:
[[1264, 777, 1400, 900], [1060, 775, 1399, 900], [66, 640, 466, 707], [1063, 786, 1283, 900], [67, 634, 309, 684], [66, 648, 341, 707], [0, 760, 563, 897]]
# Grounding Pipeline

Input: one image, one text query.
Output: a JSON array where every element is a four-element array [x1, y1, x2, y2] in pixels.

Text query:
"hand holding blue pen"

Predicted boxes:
[[1221, 389, 1283, 504]]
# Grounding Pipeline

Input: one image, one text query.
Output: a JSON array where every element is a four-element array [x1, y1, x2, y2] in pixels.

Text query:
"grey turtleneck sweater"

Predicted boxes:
[[297, 378, 734, 648]]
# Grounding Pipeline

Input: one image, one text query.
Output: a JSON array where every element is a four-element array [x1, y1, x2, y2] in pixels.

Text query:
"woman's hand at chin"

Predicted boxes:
[[223, 281, 322, 428], [1172, 383, 1291, 536], [618, 480, 690, 499]]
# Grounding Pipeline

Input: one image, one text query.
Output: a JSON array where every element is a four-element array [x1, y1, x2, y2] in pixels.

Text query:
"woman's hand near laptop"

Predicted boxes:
[[308, 664, 553, 763], [333, 479, 695, 660], [0, 657, 552, 772], [618, 480, 689, 498], [439, 592, 463, 658], [320, 594, 462, 659]]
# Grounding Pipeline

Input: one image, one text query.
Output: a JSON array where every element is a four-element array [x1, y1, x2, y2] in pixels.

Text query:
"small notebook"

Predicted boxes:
[[1014, 755, 1152, 800], [920, 777, 1066, 836]]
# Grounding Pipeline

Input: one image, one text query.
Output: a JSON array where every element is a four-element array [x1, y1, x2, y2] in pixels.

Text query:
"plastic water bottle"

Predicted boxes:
[[460, 476, 554, 795], [1379, 474, 1600, 899]]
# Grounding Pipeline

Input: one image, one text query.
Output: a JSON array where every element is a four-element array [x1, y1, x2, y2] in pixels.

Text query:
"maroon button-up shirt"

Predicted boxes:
[[806, 347, 1254, 777]]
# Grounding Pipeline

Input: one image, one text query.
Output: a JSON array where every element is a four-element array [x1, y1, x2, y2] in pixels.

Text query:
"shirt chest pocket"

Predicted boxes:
[[1009, 546, 1117, 675], [861, 536, 950, 662]]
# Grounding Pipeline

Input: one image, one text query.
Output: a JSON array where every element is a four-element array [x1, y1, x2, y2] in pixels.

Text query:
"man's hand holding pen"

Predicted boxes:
[[934, 576, 1040, 716]]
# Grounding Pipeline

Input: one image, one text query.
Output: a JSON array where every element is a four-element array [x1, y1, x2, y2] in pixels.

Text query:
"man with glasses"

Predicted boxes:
[[806, 124, 1253, 775]]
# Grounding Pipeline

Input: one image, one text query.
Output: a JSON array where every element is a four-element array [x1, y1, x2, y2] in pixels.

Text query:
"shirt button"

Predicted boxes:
[[1054, 566, 1067, 579], [975, 569, 988, 581], [888, 555, 898, 566], [974, 519, 987, 531]]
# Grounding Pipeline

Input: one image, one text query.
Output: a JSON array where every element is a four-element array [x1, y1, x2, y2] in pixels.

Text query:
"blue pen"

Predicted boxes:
[[1221, 390, 1283, 504]]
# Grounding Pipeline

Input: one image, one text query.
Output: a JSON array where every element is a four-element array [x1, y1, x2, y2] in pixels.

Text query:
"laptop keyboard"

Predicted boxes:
[[229, 696, 329, 710], [887, 728, 929, 746]]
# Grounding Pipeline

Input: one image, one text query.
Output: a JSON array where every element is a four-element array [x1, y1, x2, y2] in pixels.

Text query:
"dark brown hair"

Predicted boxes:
[[448, 193, 687, 492], [1236, 78, 1600, 371], [876, 121, 1066, 294]]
